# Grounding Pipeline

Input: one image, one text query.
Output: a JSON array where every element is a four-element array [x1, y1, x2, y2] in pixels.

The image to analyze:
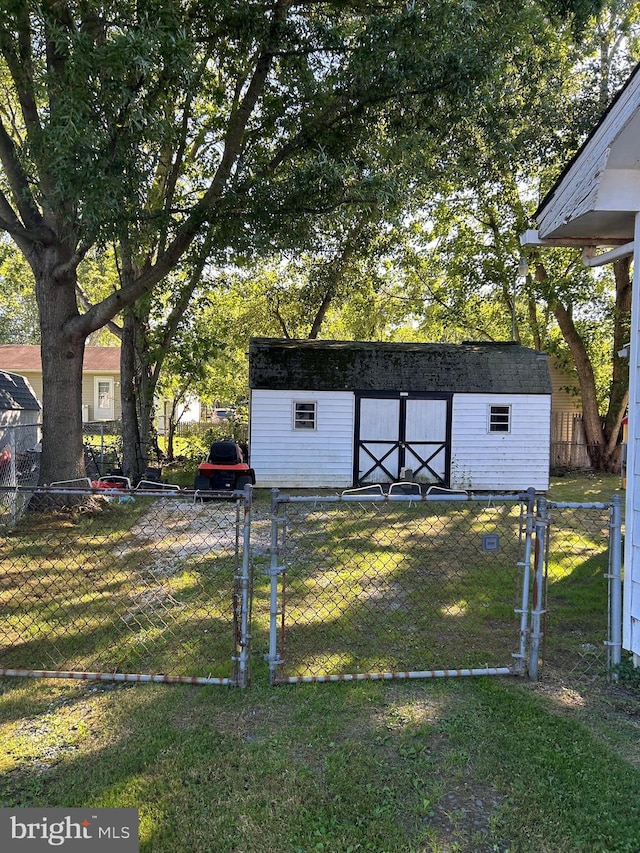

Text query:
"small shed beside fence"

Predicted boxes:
[[0, 370, 41, 487], [249, 338, 552, 491]]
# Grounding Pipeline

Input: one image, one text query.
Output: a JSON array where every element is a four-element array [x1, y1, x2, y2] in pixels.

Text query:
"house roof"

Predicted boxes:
[[0, 370, 41, 411], [249, 338, 552, 395], [0, 345, 120, 372], [534, 61, 640, 244]]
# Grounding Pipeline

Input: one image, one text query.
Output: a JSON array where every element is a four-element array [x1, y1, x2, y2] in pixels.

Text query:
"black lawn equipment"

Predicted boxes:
[[194, 440, 256, 493]]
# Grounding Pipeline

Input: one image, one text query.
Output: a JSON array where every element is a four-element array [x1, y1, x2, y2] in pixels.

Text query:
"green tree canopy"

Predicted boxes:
[[0, 0, 602, 483]]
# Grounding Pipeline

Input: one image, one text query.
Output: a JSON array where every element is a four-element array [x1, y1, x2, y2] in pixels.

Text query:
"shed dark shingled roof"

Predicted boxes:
[[249, 339, 552, 395], [0, 371, 41, 411]]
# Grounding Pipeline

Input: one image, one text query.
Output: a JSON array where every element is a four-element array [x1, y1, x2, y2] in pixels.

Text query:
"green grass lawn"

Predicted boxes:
[[0, 473, 637, 853], [547, 471, 623, 503]]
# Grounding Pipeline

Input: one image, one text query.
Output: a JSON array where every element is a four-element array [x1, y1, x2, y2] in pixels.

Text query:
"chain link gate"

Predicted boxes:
[[0, 485, 253, 687], [265, 489, 539, 684], [0, 485, 624, 689], [532, 495, 623, 681]]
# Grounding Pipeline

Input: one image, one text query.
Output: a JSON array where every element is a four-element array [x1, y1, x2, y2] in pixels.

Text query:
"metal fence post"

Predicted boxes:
[[266, 489, 284, 684], [236, 484, 253, 687], [529, 495, 549, 680], [7, 427, 18, 524], [515, 488, 536, 675], [607, 493, 623, 678]]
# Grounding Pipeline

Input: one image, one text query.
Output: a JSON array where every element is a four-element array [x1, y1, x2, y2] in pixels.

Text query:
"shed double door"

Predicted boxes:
[[355, 393, 452, 486]]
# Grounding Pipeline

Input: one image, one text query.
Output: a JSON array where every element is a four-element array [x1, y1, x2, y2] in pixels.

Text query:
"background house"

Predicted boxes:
[[548, 357, 586, 468], [249, 338, 552, 491], [0, 345, 121, 422]]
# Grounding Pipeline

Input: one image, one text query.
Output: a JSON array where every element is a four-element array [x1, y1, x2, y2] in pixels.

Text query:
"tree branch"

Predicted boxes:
[[0, 118, 46, 233], [68, 0, 293, 339]]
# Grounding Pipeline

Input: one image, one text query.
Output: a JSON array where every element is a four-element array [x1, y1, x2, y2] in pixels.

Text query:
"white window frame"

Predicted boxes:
[[488, 404, 511, 434], [293, 400, 317, 431], [94, 376, 115, 420]]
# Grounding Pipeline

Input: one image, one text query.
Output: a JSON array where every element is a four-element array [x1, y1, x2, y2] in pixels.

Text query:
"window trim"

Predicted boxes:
[[488, 404, 511, 434], [293, 400, 317, 431], [94, 376, 115, 420]]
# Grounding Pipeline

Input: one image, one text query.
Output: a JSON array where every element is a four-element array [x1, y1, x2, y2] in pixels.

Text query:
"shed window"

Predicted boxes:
[[293, 401, 316, 430], [489, 405, 511, 433]]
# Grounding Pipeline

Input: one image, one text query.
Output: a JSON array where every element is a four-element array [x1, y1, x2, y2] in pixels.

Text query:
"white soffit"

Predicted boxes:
[[536, 66, 640, 244]]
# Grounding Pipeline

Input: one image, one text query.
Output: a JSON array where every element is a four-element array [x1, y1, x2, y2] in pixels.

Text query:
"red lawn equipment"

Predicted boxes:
[[194, 440, 255, 493]]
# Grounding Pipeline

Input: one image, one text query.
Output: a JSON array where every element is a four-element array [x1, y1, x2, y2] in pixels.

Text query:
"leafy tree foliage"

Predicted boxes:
[[0, 238, 39, 344], [382, 1, 639, 471], [0, 0, 609, 482]]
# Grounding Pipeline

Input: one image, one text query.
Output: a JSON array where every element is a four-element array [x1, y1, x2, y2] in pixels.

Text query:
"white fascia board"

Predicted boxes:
[[519, 230, 610, 248]]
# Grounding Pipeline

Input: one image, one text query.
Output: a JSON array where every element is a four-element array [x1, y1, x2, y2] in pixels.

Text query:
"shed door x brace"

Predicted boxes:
[[354, 393, 452, 486]]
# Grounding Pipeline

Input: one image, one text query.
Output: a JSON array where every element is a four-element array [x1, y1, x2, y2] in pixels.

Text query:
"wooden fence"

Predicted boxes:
[[550, 412, 597, 470]]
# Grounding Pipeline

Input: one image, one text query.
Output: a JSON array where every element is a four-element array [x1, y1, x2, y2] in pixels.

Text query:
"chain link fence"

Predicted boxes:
[[0, 485, 623, 688], [0, 487, 252, 686], [0, 423, 42, 525], [264, 492, 537, 684], [539, 499, 622, 682], [82, 421, 124, 479]]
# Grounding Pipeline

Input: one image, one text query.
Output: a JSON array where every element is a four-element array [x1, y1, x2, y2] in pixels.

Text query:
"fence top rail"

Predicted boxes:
[[547, 500, 614, 510], [275, 489, 536, 506], [0, 484, 250, 501]]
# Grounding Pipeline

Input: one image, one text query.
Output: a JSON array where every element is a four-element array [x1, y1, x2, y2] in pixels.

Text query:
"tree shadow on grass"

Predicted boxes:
[[258, 500, 528, 679], [0, 500, 246, 681]]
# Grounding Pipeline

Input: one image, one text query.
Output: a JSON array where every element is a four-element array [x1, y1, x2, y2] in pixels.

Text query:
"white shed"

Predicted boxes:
[[249, 338, 552, 491], [520, 62, 640, 661], [0, 370, 41, 486], [0, 370, 41, 428]]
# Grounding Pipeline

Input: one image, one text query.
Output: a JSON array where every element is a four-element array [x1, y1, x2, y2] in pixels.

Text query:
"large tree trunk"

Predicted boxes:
[[120, 311, 145, 483], [553, 300, 614, 470], [33, 247, 86, 486], [534, 253, 629, 474], [604, 257, 632, 466], [120, 308, 157, 484]]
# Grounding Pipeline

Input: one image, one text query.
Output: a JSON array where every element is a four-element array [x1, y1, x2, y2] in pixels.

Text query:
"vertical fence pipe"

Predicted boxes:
[[529, 495, 548, 680], [608, 493, 623, 677], [99, 423, 105, 472], [8, 426, 16, 487], [516, 489, 536, 674], [266, 489, 283, 684], [236, 485, 253, 688], [7, 427, 18, 524]]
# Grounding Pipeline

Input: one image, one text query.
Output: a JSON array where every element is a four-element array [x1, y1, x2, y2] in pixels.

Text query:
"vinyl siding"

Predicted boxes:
[[450, 394, 551, 491], [548, 360, 581, 417], [16, 371, 43, 405], [250, 390, 354, 487]]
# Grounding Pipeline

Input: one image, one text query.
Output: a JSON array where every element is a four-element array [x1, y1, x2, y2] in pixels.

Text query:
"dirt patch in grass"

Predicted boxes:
[[528, 669, 640, 771]]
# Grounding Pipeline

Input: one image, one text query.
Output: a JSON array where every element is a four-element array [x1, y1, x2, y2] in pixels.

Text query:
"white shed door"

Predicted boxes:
[[405, 398, 448, 483], [357, 397, 400, 483], [356, 394, 451, 485]]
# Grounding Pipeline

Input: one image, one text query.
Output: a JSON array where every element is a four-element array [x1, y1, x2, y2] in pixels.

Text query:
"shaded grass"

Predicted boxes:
[[547, 472, 622, 503], [1, 676, 639, 852], [0, 474, 635, 851]]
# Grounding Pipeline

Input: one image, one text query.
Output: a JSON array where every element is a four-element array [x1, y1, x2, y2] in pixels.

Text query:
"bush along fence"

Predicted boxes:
[[0, 485, 623, 688]]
